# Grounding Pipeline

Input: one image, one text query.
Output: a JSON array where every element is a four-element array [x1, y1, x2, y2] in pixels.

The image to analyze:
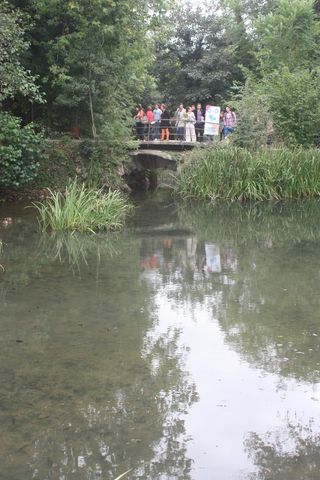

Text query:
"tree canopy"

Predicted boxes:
[[1, 0, 319, 146]]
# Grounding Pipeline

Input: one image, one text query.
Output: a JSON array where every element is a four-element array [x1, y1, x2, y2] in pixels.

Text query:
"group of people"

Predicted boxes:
[[134, 103, 237, 142]]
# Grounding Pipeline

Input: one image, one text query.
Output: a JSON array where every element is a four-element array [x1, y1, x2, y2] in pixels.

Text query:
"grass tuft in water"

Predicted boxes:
[[33, 179, 133, 232], [177, 147, 320, 201]]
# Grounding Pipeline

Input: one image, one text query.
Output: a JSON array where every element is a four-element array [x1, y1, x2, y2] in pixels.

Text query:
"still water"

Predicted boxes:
[[1, 195, 320, 480]]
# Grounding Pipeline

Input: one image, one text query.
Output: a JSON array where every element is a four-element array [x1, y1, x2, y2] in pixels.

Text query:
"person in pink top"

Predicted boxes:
[[223, 106, 237, 139]]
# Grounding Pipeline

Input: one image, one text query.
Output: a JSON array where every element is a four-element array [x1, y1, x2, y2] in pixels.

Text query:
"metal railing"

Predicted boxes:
[[134, 118, 222, 142]]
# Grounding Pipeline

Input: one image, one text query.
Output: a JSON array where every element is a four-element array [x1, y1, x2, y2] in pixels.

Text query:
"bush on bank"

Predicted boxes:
[[0, 112, 46, 188], [33, 180, 133, 232], [177, 147, 320, 201]]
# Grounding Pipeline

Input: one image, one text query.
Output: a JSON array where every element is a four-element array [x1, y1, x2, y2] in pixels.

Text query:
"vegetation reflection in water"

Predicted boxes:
[[1, 199, 320, 478], [0, 216, 197, 480]]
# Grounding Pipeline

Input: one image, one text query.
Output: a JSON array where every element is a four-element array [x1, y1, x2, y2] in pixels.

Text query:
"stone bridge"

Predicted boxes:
[[131, 140, 203, 171]]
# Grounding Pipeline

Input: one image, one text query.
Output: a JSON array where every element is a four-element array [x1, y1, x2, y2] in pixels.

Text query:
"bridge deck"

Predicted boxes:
[[138, 140, 206, 151]]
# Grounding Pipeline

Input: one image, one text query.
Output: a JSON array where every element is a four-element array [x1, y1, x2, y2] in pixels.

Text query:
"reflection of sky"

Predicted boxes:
[[148, 288, 320, 480]]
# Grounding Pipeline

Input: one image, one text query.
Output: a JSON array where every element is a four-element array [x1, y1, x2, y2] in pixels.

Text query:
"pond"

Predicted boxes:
[[1, 195, 320, 480]]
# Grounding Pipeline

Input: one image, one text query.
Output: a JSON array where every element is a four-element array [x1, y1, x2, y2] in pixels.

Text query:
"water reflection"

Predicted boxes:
[[137, 200, 320, 383], [0, 213, 197, 479], [1, 198, 320, 478], [245, 419, 320, 479]]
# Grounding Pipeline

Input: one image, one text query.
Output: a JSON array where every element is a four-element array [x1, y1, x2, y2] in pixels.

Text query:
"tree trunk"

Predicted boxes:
[[88, 67, 97, 139]]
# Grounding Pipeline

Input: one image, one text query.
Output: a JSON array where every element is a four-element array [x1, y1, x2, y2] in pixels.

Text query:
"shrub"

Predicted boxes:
[[265, 67, 320, 147], [33, 179, 133, 232], [0, 112, 45, 187], [232, 78, 273, 149], [177, 146, 320, 201]]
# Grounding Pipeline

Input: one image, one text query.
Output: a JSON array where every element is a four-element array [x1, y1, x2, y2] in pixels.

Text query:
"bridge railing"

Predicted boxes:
[[133, 118, 224, 143]]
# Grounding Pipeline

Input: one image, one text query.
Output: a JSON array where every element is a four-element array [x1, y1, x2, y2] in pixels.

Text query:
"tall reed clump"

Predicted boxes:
[[177, 147, 320, 201], [33, 180, 133, 232]]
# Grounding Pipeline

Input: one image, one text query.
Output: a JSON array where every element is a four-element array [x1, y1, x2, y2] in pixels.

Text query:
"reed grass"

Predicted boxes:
[[177, 147, 320, 201], [33, 180, 133, 232]]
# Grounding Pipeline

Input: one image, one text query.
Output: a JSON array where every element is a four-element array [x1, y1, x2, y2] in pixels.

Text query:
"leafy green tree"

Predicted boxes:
[[7, 0, 164, 138], [233, 0, 320, 146], [153, 3, 237, 105], [265, 67, 320, 146], [0, 2, 41, 103], [153, 0, 279, 106], [255, 0, 320, 73]]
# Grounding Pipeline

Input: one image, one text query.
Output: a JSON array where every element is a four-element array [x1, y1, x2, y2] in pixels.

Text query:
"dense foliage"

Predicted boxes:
[[5, 0, 165, 136], [0, 112, 45, 187], [1, 0, 320, 190], [1, 0, 166, 188], [232, 0, 320, 147], [0, 1, 41, 103], [153, 0, 320, 147], [177, 147, 320, 200]]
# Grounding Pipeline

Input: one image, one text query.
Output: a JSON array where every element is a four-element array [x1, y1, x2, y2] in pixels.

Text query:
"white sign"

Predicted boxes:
[[205, 244, 221, 273], [204, 105, 220, 136]]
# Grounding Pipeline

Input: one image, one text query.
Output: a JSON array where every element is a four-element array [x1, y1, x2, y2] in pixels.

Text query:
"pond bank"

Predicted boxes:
[[0, 139, 183, 202]]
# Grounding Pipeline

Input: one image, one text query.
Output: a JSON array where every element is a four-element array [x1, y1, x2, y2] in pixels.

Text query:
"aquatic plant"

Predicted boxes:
[[177, 147, 320, 201], [33, 179, 133, 232], [39, 230, 121, 271]]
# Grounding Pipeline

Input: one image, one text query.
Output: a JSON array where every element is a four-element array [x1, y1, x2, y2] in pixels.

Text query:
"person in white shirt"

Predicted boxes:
[[184, 106, 196, 142]]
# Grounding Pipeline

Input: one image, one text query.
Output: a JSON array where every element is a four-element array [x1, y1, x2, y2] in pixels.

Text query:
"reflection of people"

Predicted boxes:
[[223, 106, 237, 139], [222, 247, 237, 272]]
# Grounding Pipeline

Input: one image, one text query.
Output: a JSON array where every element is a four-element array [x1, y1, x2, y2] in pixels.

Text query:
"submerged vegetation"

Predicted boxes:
[[33, 180, 133, 232], [177, 147, 320, 201]]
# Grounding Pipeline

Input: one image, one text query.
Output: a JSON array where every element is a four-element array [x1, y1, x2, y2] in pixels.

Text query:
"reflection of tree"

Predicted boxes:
[[245, 420, 320, 479], [0, 217, 197, 479], [175, 200, 320, 383], [177, 200, 320, 247]]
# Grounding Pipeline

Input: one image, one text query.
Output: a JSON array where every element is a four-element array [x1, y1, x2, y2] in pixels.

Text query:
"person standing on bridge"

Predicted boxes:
[[223, 106, 237, 139], [184, 107, 196, 143], [175, 103, 186, 140], [146, 106, 154, 140], [195, 103, 205, 142], [134, 105, 147, 141], [161, 105, 171, 141], [153, 103, 162, 140]]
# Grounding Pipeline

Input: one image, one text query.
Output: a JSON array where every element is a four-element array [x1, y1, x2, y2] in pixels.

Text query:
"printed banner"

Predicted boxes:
[[204, 105, 220, 136]]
